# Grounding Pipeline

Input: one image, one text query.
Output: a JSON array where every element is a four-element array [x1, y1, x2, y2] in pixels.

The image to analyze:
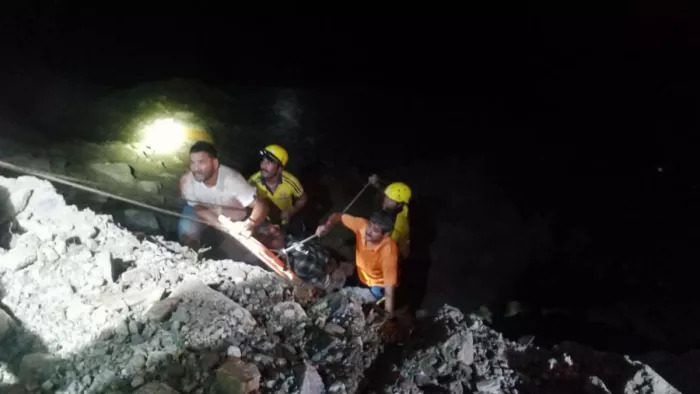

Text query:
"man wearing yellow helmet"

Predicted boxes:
[[249, 144, 308, 236], [369, 175, 411, 259]]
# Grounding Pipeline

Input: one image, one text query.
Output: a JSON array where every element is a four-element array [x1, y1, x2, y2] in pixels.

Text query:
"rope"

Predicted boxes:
[[0, 159, 212, 227]]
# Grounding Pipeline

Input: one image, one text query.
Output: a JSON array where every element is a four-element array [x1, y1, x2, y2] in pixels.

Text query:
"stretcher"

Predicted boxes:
[[217, 215, 297, 282]]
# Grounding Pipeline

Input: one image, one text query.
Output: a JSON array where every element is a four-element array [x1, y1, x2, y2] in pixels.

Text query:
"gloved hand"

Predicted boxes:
[[315, 224, 330, 237]]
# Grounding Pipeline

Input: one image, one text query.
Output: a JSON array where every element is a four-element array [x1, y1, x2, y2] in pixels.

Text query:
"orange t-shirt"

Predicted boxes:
[[341, 214, 399, 287]]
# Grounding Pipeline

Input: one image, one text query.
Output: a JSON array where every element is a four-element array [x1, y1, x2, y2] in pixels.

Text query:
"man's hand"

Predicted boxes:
[[368, 174, 380, 188], [315, 224, 330, 237], [219, 215, 254, 238], [242, 217, 256, 237]]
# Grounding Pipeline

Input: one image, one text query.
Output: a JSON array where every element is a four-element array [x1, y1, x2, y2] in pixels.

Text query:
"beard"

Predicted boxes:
[[193, 170, 213, 182]]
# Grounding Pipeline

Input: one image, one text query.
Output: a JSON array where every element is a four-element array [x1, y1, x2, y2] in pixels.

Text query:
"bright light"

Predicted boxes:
[[141, 118, 186, 153]]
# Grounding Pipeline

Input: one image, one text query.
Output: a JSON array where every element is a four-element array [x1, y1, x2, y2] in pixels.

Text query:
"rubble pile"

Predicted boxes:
[[0, 176, 682, 394], [0, 176, 383, 393], [379, 307, 680, 394]]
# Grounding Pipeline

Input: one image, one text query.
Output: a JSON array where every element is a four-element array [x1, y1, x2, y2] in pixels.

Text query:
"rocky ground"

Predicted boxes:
[[0, 176, 683, 393]]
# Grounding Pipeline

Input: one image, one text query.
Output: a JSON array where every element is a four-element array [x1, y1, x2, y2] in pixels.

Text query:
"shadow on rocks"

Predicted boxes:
[[0, 185, 19, 249], [0, 283, 50, 392]]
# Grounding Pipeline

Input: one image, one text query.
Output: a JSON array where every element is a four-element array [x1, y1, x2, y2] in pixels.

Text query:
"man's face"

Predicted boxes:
[[382, 196, 401, 212], [365, 221, 387, 243], [189, 151, 218, 182], [260, 157, 281, 178]]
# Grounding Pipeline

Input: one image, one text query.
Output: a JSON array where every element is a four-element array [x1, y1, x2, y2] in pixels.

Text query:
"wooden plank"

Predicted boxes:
[[217, 216, 297, 282]]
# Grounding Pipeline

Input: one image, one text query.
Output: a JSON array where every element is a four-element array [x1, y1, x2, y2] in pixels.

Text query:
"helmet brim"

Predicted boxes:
[[259, 150, 283, 165]]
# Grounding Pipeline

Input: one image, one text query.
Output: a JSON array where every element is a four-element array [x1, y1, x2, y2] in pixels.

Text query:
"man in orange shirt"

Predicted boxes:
[[315, 211, 399, 314]]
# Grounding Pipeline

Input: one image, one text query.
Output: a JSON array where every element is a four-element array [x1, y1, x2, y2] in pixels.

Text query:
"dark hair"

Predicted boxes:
[[189, 141, 218, 158], [370, 211, 395, 234]]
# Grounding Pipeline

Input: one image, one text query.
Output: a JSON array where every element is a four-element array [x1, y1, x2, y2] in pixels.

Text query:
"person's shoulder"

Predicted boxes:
[[281, 171, 303, 187], [218, 164, 247, 181], [180, 171, 193, 185], [281, 170, 301, 182], [382, 235, 399, 251]]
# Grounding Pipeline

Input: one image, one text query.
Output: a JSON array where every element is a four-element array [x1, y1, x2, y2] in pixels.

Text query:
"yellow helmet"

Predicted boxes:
[[384, 182, 411, 204], [260, 144, 289, 166]]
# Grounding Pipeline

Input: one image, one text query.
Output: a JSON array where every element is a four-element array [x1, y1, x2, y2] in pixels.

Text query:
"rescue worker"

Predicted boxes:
[[315, 211, 399, 315], [249, 144, 308, 236], [369, 175, 411, 259], [178, 141, 269, 249]]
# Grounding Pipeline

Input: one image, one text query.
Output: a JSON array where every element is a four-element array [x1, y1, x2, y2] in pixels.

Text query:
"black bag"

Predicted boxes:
[[283, 234, 331, 286]]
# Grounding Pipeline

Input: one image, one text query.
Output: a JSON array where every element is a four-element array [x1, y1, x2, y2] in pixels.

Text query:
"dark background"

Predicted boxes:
[[2, 6, 700, 352]]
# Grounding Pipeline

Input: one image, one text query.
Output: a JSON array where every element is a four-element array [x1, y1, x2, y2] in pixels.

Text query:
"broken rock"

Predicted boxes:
[[138, 180, 162, 194], [132, 381, 181, 394], [216, 358, 261, 394], [297, 362, 325, 394], [123, 209, 161, 232], [19, 353, 58, 382], [89, 162, 135, 184], [0, 309, 15, 341], [457, 331, 475, 365], [147, 298, 180, 322]]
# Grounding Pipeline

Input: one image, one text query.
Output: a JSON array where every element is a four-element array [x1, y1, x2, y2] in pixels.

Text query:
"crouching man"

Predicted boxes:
[[178, 141, 270, 250], [315, 211, 399, 315]]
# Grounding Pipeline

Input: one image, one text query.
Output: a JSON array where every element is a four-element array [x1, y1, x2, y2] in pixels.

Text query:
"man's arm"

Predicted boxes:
[[380, 242, 399, 314], [315, 213, 342, 236], [290, 192, 308, 217], [384, 285, 396, 314], [246, 195, 269, 228], [193, 205, 220, 226], [181, 173, 218, 227]]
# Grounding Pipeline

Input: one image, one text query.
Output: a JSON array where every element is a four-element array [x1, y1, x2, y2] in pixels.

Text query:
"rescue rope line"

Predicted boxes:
[[0, 159, 212, 227]]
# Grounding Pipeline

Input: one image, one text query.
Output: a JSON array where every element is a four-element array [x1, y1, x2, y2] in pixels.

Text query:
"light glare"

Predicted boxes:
[[141, 118, 186, 153]]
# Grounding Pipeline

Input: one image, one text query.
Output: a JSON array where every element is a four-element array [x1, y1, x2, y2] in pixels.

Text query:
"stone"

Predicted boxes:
[[221, 261, 247, 283], [1, 233, 39, 272], [623, 365, 680, 394], [586, 376, 612, 394], [39, 246, 60, 262], [201, 352, 221, 370], [88, 162, 135, 184], [328, 382, 346, 393], [9, 188, 33, 215], [227, 346, 242, 358], [457, 331, 475, 366], [129, 320, 143, 335], [132, 381, 181, 394], [115, 320, 130, 338], [138, 180, 162, 194], [323, 322, 346, 336], [95, 251, 117, 283], [170, 278, 255, 327], [120, 267, 154, 285], [19, 353, 57, 382], [131, 374, 146, 388], [122, 287, 165, 307], [216, 358, 261, 394], [448, 380, 464, 394], [476, 378, 502, 394], [0, 309, 15, 341], [123, 209, 161, 232], [297, 362, 325, 394], [147, 298, 180, 322]]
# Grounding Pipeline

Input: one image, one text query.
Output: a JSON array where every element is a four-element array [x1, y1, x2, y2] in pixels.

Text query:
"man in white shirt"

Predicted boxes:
[[178, 141, 269, 249]]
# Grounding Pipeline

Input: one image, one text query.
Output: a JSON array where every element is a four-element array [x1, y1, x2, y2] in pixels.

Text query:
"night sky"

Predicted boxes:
[[3, 7, 700, 347]]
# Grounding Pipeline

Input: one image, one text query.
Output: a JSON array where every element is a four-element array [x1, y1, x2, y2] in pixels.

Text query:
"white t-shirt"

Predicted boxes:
[[181, 165, 257, 213]]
